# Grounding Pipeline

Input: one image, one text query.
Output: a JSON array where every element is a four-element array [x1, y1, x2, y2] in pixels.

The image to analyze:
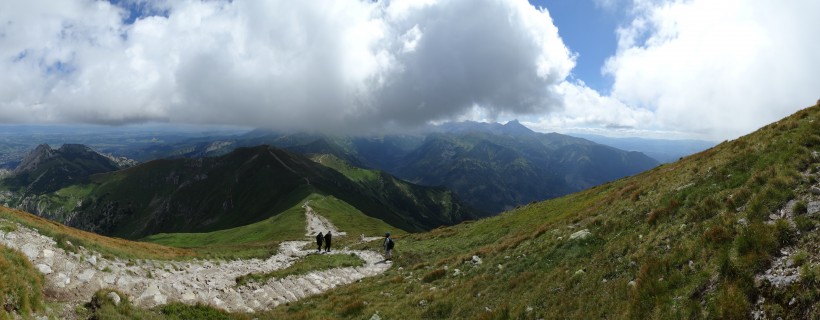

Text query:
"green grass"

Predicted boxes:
[[311, 154, 378, 182], [0, 244, 43, 319], [142, 192, 404, 259], [144, 193, 309, 247], [308, 195, 405, 239], [235, 252, 365, 286]]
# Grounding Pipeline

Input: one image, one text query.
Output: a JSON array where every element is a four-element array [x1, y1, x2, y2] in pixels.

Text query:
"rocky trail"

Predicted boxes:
[[303, 201, 347, 237], [0, 207, 391, 314]]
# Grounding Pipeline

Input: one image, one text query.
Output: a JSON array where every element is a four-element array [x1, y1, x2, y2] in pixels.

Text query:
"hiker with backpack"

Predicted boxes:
[[316, 232, 324, 252], [324, 231, 332, 252], [383, 232, 394, 261]]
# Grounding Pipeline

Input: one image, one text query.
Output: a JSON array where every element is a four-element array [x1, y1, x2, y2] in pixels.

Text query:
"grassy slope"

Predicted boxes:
[[0, 242, 43, 319], [259, 103, 820, 319], [0, 206, 193, 260], [142, 192, 404, 258]]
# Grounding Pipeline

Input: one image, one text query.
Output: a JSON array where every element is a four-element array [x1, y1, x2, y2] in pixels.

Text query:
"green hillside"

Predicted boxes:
[[254, 102, 820, 319], [142, 192, 402, 258], [35, 145, 479, 239]]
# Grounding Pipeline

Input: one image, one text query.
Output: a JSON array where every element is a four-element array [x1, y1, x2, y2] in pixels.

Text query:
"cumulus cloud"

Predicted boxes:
[[0, 0, 576, 133], [604, 0, 820, 140], [525, 81, 654, 130]]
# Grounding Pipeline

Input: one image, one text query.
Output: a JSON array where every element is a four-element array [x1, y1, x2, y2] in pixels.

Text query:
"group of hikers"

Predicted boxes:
[[315, 231, 333, 252], [314, 230, 395, 261]]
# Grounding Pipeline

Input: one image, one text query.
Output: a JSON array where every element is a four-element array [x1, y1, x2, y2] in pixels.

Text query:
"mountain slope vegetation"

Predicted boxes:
[[254, 102, 820, 319], [39, 145, 479, 239], [0, 103, 817, 319], [255, 121, 660, 213]]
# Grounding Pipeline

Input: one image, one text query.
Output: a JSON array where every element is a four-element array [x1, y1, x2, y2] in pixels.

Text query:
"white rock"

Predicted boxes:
[[808, 201, 820, 215], [569, 229, 591, 240], [21, 243, 39, 260], [106, 291, 122, 306], [77, 269, 96, 283], [35, 264, 53, 275], [54, 273, 71, 288], [471, 255, 483, 265], [103, 275, 117, 284], [42, 249, 54, 258]]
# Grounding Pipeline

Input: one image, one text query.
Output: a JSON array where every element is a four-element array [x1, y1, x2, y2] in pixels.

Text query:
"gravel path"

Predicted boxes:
[[0, 207, 390, 313], [304, 201, 347, 236]]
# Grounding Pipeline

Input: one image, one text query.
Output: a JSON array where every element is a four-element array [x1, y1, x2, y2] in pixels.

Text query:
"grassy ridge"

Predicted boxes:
[[0, 206, 193, 260], [308, 195, 405, 238], [142, 192, 405, 259], [259, 103, 820, 319]]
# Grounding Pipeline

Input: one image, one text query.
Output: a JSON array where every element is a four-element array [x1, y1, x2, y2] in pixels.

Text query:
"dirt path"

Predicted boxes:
[[0, 206, 390, 313], [303, 201, 347, 237]]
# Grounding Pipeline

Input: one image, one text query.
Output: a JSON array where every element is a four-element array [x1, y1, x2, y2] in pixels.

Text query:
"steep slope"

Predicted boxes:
[[65, 145, 480, 239], [1, 144, 121, 195], [259, 102, 820, 319]]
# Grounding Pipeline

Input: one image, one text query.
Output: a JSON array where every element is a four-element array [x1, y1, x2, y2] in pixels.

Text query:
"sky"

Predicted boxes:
[[0, 0, 818, 141]]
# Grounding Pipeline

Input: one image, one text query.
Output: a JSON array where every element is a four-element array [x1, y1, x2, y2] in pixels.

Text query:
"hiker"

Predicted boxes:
[[316, 232, 324, 252], [383, 232, 394, 261], [324, 231, 332, 252]]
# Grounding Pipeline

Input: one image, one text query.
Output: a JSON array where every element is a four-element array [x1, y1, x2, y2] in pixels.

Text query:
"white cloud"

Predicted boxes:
[[604, 0, 820, 140], [0, 0, 576, 134]]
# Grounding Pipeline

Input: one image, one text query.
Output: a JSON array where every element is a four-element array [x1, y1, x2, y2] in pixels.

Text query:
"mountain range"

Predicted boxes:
[[1, 102, 817, 319], [258, 120, 659, 212], [1, 144, 483, 239]]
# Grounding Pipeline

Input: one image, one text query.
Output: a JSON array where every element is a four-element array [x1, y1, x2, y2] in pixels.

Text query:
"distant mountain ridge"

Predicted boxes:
[[569, 133, 716, 163], [385, 121, 659, 211], [149, 121, 660, 212], [14, 145, 481, 239], [3, 144, 123, 195]]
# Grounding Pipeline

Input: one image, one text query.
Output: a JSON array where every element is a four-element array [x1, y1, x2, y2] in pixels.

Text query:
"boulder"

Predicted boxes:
[[54, 273, 71, 288], [807, 201, 820, 215], [471, 255, 483, 265], [569, 229, 591, 240], [106, 291, 121, 306], [21, 243, 39, 260], [35, 264, 53, 275], [77, 269, 96, 283]]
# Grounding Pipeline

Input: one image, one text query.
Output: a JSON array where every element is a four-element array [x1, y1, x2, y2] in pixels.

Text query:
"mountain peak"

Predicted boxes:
[[14, 144, 55, 173], [502, 119, 533, 135], [57, 143, 94, 154]]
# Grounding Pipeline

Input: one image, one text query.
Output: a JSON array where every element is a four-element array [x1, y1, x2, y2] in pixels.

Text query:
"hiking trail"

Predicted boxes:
[[0, 205, 391, 314]]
